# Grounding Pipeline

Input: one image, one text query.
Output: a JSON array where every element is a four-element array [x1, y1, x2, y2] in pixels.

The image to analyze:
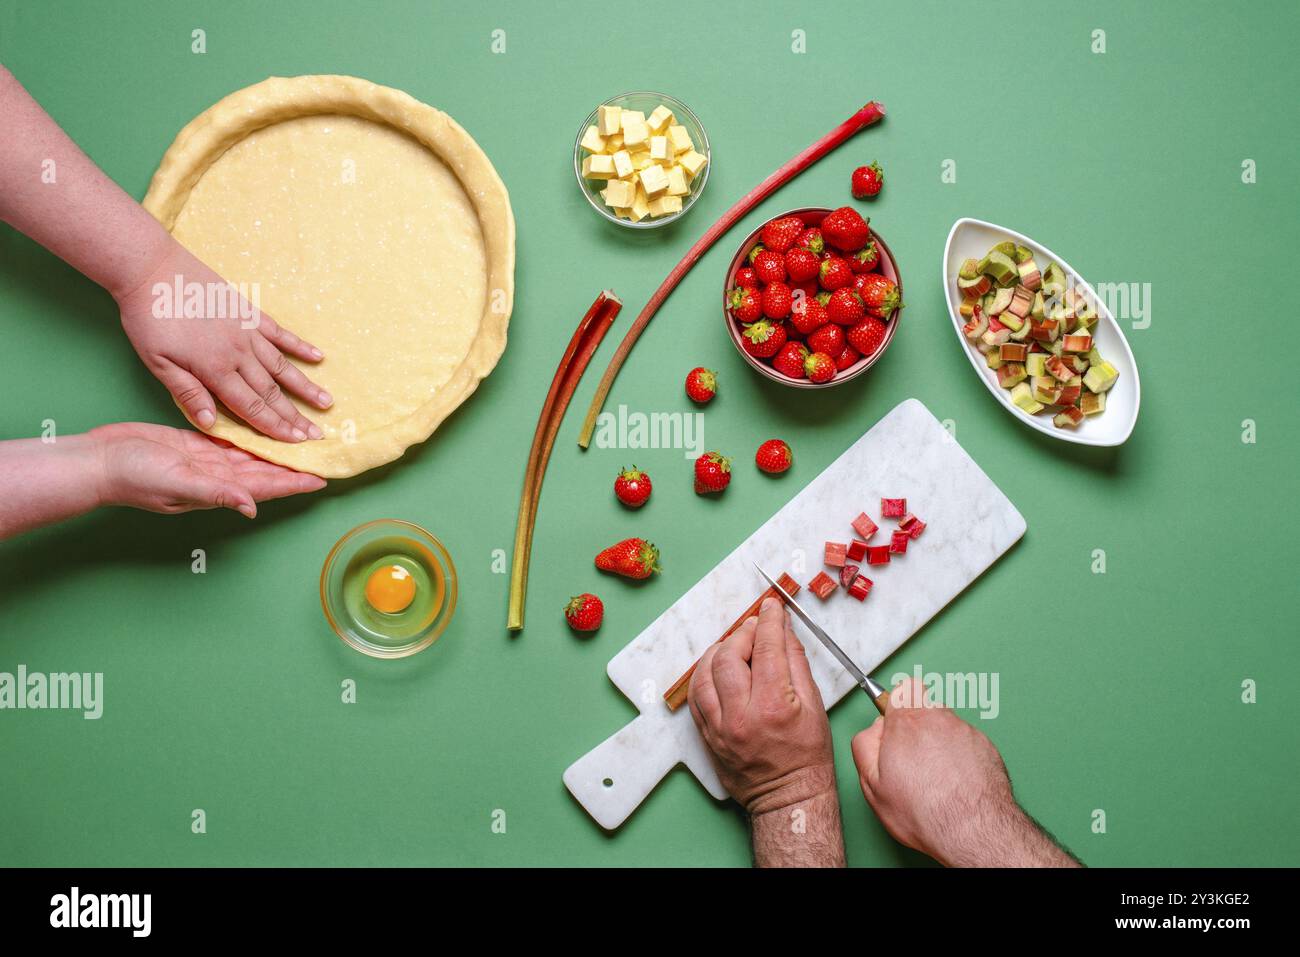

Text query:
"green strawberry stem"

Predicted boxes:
[[578, 100, 887, 448], [508, 291, 622, 631]]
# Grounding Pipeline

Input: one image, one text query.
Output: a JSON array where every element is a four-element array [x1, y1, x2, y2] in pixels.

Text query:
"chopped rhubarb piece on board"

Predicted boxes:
[[824, 542, 848, 567], [846, 538, 868, 562], [839, 564, 860, 588], [808, 571, 838, 600], [866, 545, 891, 566], [890, 530, 909, 554], [906, 519, 926, 540], [851, 512, 878, 540], [881, 498, 906, 518], [847, 575, 873, 601]]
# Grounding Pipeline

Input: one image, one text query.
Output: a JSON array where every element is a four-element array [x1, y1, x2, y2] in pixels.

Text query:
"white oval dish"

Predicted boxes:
[[942, 217, 1140, 447]]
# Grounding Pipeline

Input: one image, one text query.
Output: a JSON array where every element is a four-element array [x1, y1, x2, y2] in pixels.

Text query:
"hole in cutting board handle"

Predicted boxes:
[[602, 778, 614, 789]]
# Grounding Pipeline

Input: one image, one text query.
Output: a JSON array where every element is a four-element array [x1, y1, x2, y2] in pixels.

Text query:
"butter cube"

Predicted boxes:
[[639, 164, 670, 195], [621, 111, 649, 148], [648, 193, 683, 217], [583, 153, 617, 179], [604, 178, 637, 207], [632, 184, 651, 221], [649, 135, 670, 162], [678, 149, 707, 178], [580, 125, 607, 154], [666, 165, 689, 196], [647, 104, 675, 132], [611, 149, 634, 179], [613, 206, 633, 220], [632, 150, 653, 171], [667, 124, 694, 154], [598, 104, 622, 136], [603, 131, 624, 153]]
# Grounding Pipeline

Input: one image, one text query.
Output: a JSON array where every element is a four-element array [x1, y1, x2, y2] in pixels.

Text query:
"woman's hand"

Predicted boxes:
[[116, 242, 333, 442], [91, 422, 325, 518]]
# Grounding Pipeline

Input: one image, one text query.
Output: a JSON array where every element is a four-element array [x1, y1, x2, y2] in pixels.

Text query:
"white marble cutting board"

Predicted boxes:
[[564, 399, 1026, 829]]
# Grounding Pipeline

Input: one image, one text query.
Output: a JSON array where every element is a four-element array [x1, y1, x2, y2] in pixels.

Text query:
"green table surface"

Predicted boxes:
[[2, 0, 1296, 867]]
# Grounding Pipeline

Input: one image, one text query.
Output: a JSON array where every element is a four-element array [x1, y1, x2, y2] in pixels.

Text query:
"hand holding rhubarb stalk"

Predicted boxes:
[[578, 101, 886, 447]]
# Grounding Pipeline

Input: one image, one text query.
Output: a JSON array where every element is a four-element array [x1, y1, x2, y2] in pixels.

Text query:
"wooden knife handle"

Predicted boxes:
[[663, 573, 800, 712]]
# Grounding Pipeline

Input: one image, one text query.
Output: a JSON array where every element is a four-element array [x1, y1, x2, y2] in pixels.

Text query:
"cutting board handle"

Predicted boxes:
[[563, 713, 682, 830]]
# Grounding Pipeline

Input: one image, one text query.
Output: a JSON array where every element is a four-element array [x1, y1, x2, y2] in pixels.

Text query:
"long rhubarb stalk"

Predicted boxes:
[[578, 101, 886, 447], [508, 291, 622, 632]]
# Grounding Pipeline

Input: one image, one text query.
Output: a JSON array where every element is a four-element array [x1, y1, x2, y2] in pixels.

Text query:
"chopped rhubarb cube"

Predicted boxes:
[[906, 519, 926, 540], [847, 574, 874, 601], [808, 571, 838, 600], [839, 564, 860, 588], [866, 545, 891, 566], [846, 538, 868, 562], [824, 541, 848, 567], [851, 512, 878, 540], [881, 498, 906, 518], [890, 530, 909, 554], [898, 513, 918, 530]]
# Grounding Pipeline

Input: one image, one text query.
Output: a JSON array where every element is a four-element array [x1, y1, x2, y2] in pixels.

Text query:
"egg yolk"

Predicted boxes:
[[365, 564, 416, 614]]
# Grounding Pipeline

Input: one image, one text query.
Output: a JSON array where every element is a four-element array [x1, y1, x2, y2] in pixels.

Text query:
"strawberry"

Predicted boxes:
[[819, 256, 854, 291], [834, 343, 862, 371], [694, 451, 731, 494], [684, 367, 717, 404], [790, 295, 828, 335], [734, 266, 759, 290], [614, 465, 652, 508], [772, 341, 810, 378], [752, 249, 786, 284], [827, 287, 866, 326], [755, 439, 793, 474], [820, 206, 872, 252], [807, 323, 845, 357], [850, 161, 884, 199], [848, 241, 880, 273], [728, 285, 762, 324], [595, 537, 661, 579], [761, 281, 793, 320], [847, 317, 888, 356], [798, 227, 824, 256], [760, 215, 805, 253], [564, 593, 604, 632], [785, 247, 820, 283], [855, 272, 902, 318], [746, 243, 766, 265], [741, 319, 787, 358], [804, 351, 836, 383]]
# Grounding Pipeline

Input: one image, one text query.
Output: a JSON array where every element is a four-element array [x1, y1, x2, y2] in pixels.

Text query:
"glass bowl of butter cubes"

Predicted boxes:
[[574, 91, 711, 228]]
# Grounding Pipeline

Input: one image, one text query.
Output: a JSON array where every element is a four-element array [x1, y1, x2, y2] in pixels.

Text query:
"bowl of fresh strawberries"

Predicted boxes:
[[723, 207, 903, 387]]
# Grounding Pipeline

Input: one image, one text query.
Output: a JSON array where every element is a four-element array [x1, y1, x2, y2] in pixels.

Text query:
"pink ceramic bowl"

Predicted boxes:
[[723, 207, 903, 388]]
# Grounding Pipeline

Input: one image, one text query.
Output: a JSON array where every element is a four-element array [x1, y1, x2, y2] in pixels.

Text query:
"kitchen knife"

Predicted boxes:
[[753, 561, 892, 714]]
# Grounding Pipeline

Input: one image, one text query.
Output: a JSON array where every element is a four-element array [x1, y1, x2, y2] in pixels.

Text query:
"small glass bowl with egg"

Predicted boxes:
[[320, 519, 457, 659], [573, 91, 710, 229]]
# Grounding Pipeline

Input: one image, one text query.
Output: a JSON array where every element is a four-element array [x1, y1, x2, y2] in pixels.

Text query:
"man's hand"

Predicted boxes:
[[688, 597, 844, 867], [852, 678, 1079, 867]]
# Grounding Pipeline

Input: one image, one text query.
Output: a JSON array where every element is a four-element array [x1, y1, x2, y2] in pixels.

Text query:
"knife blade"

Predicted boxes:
[[752, 561, 892, 714]]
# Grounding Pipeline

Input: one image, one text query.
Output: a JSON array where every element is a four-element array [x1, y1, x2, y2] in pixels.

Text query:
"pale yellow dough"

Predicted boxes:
[[143, 75, 515, 477]]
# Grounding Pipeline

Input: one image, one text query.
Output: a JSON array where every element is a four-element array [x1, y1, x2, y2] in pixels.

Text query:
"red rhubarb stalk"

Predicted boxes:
[[508, 291, 622, 631], [578, 101, 886, 448]]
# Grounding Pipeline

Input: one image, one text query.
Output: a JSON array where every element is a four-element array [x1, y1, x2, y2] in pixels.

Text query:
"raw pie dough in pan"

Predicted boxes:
[[143, 75, 515, 477]]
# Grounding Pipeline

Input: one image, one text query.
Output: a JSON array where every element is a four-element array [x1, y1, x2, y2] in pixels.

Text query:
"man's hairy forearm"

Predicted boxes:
[[750, 789, 847, 868], [940, 802, 1081, 868]]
